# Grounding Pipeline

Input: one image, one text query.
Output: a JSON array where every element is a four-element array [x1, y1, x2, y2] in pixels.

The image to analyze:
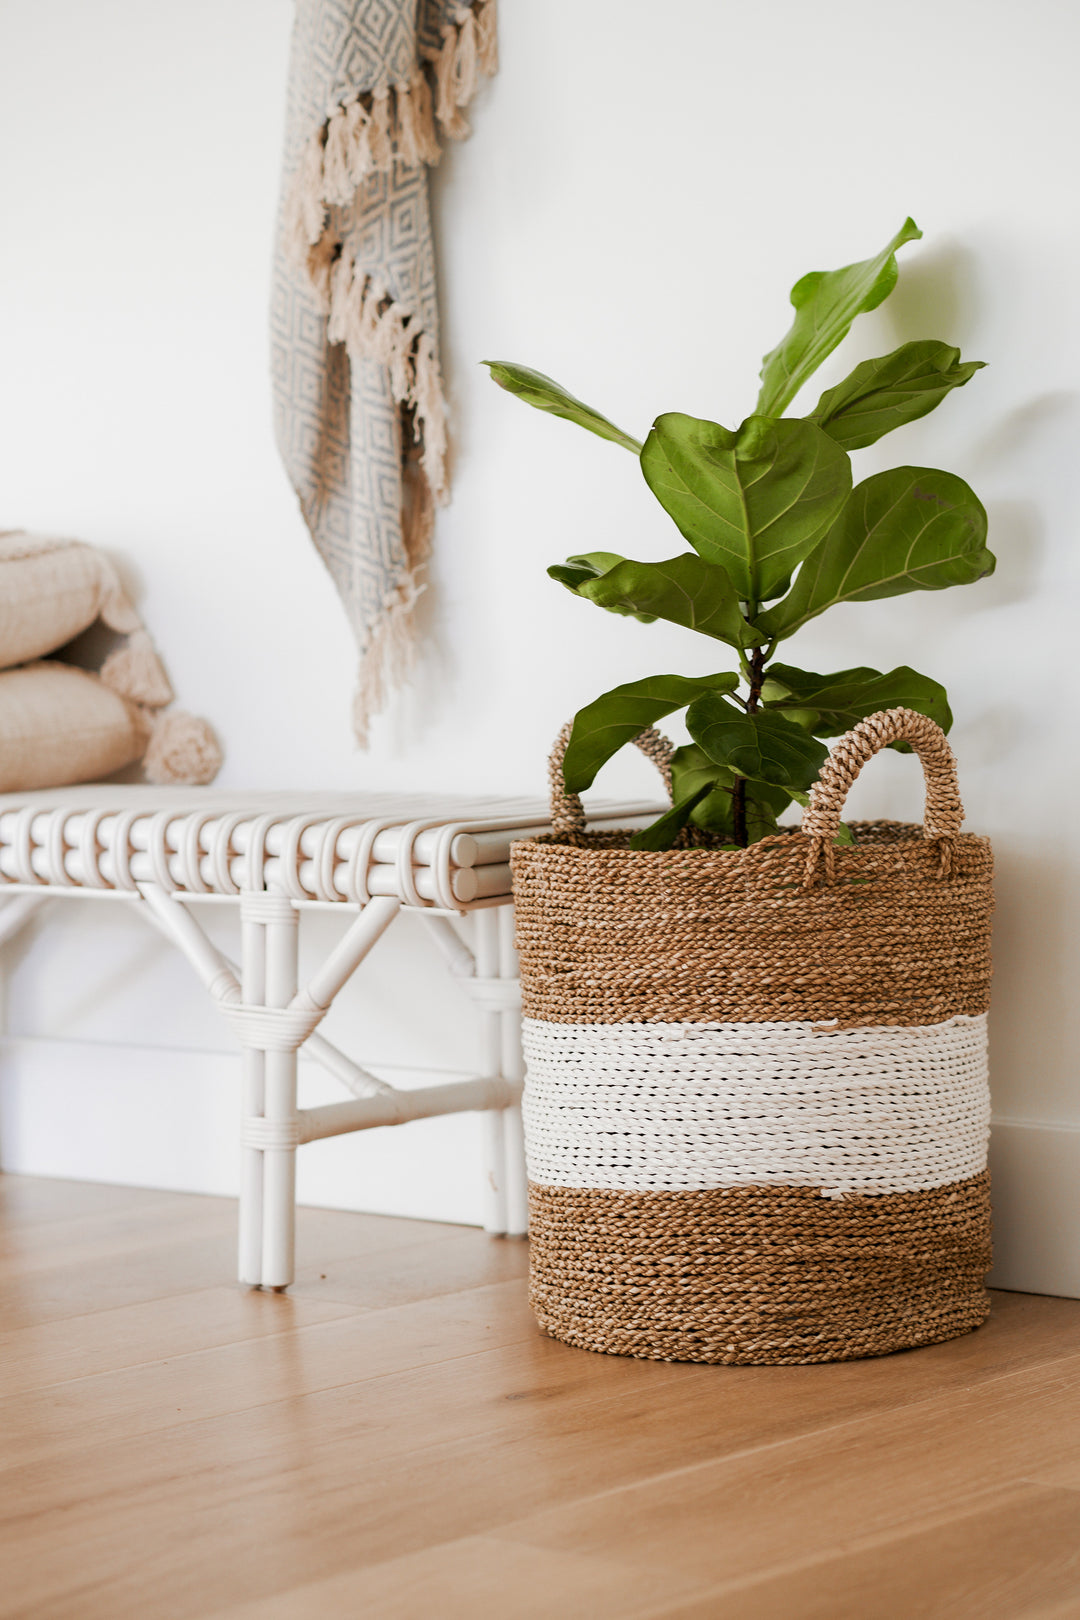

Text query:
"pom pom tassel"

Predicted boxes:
[[100, 629, 174, 709], [143, 710, 223, 786]]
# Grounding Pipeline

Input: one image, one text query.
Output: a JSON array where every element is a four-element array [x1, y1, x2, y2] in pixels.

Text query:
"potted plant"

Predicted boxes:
[[488, 221, 998, 1367], [486, 217, 993, 851]]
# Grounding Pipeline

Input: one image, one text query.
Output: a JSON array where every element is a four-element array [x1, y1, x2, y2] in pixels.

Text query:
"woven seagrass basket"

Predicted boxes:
[[510, 707, 994, 1366]]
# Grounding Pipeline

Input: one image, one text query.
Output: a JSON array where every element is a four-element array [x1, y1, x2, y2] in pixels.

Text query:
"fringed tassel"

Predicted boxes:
[[404, 68, 442, 165], [321, 100, 358, 206], [402, 446, 436, 570], [325, 256, 449, 506], [317, 97, 376, 210], [429, 0, 497, 141], [394, 71, 441, 168], [97, 557, 143, 637], [284, 0, 497, 266], [412, 331, 448, 504], [284, 71, 443, 280], [143, 710, 223, 786], [387, 310, 418, 401], [351, 577, 428, 747], [367, 88, 393, 170], [283, 127, 329, 261], [356, 275, 388, 352], [475, 0, 498, 75], [100, 629, 174, 709], [306, 231, 340, 312], [325, 251, 354, 345]]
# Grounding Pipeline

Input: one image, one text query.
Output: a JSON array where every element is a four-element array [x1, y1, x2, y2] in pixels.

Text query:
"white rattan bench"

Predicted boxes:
[[0, 785, 660, 1288]]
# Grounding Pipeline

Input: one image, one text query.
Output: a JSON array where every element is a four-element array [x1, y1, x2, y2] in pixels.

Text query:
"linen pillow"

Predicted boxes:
[[0, 531, 142, 670], [0, 529, 223, 787], [0, 663, 146, 792]]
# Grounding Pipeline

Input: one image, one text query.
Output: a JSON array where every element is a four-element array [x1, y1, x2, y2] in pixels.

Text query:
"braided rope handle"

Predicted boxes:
[[802, 708, 964, 885], [549, 723, 674, 837]]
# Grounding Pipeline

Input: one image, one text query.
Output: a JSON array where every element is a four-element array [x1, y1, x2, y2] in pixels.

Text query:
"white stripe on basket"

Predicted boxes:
[[522, 1014, 990, 1197]]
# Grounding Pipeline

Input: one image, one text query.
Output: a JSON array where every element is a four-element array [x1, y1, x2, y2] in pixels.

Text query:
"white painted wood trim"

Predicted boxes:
[[987, 1118, 1080, 1298]]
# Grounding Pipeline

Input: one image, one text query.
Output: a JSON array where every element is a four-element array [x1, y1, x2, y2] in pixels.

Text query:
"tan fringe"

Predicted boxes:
[[412, 330, 448, 504], [386, 307, 418, 400], [475, 0, 498, 75], [324, 252, 448, 506], [96, 556, 143, 637], [402, 446, 435, 571], [367, 88, 393, 170], [284, 2, 497, 298], [143, 710, 224, 786], [393, 73, 440, 168], [284, 67, 443, 280], [321, 99, 359, 207], [284, 127, 329, 260], [305, 231, 340, 312], [349, 383, 438, 744], [100, 629, 174, 709], [428, 0, 497, 141], [351, 574, 428, 748], [325, 251, 354, 345]]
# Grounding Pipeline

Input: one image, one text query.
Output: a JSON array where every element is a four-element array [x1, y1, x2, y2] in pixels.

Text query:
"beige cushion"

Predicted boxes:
[[0, 531, 140, 671], [0, 663, 146, 791]]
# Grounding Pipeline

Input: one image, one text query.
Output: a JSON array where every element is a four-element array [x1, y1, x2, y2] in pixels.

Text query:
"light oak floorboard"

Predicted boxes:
[[490, 1352, 1080, 1591], [208, 1537, 708, 1620], [1, 1175, 1079, 1620], [633, 1485, 1080, 1619], [0, 1174, 181, 1229], [4, 1311, 1078, 1617], [0, 1278, 540, 1471], [0, 1180, 466, 1327], [0, 1287, 353, 1398]]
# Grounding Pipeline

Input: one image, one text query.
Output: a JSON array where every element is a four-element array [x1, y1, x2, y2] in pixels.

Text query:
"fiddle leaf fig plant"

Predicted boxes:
[[485, 218, 995, 850]]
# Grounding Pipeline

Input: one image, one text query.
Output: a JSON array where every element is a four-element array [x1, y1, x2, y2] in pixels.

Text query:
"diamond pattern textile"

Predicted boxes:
[[271, 0, 496, 741]]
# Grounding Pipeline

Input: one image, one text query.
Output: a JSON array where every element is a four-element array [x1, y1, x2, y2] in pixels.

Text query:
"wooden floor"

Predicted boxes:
[[1, 1179, 1080, 1620]]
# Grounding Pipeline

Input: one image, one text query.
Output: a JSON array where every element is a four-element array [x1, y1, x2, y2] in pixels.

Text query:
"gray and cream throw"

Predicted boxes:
[[272, 0, 496, 741]]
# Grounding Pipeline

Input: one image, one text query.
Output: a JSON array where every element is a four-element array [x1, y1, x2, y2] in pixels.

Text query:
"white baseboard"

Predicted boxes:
[[3, 1039, 1076, 1297], [0, 1036, 488, 1226], [987, 1118, 1080, 1298]]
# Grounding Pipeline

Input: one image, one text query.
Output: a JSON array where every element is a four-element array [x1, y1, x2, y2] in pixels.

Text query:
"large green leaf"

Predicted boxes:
[[670, 742, 795, 840], [759, 466, 995, 639], [563, 672, 740, 794], [685, 695, 829, 790], [639, 413, 851, 605], [548, 552, 657, 622], [548, 552, 626, 590], [811, 341, 985, 451], [483, 361, 642, 453], [756, 219, 923, 417], [571, 553, 762, 648], [669, 743, 737, 832], [628, 782, 717, 851], [762, 662, 953, 735], [669, 742, 736, 801]]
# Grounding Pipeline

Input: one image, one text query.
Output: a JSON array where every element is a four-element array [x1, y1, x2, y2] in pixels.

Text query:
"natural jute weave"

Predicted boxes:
[[511, 709, 995, 1365]]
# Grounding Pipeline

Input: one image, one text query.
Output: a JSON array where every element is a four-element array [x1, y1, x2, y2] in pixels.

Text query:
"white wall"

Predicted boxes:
[[0, 2, 1077, 1277]]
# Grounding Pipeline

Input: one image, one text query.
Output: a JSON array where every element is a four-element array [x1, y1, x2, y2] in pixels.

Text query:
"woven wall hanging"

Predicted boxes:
[[272, 0, 497, 743], [511, 708, 994, 1366]]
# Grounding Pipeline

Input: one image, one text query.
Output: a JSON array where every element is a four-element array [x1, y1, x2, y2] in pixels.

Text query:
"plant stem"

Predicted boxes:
[[731, 645, 768, 848]]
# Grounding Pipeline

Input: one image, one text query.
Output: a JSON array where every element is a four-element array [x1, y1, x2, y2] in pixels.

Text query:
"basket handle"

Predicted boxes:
[[801, 707, 964, 885], [549, 722, 674, 837]]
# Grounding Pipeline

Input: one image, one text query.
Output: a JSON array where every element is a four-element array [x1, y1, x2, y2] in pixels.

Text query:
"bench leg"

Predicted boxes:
[[476, 907, 529, 1237], [498, 907, 529, 1237], [238, 902, 266, 1286], [238, 893, 300, 1289]]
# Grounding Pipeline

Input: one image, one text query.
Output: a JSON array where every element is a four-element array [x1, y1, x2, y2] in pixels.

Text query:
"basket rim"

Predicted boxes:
[[511, 818, 991, 867]]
